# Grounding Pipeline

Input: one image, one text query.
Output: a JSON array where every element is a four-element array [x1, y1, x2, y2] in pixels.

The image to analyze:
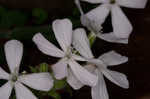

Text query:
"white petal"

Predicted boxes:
[[111, 5, 133, 38], [84, 64, 96, 73], [102, 69, 129, 89], [33, 33, 65, 58], [0, 81, 13, 99], [15, 82, 37, 99], [81, 0, 109, 4], [67, 68, 84, 90], [116, 0, 148, 8], [87, 58, 106, 68], [92, 69, 109, 99], [0, 67, 10, 80], [52, 59, 68, 80], [83, 4, 110, 26], [67, 64, 96, 90], [97, 32, 128, 44], [52, 19, 72, 52], [68, 60, 98, 87], [19, 73, 54, 91], [4, 40, 23, 74], [72, 54, 86, 61], [99, 51, 128, 66], [73, 28, 94, 59]]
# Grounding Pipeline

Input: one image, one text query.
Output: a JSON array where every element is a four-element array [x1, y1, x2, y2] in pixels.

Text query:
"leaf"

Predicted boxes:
[[0, 11, 28, 28], [54, 79, 67, 90], [29, 66, 38, 73], [49, 90, 61, 99], [0, 6, 6, 15], [11, 26, 54, 41], [32, 8, 48, 24]]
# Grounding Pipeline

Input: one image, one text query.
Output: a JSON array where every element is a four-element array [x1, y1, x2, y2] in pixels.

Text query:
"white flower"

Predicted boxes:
[[33, 19, 98, 89], [71, 28, 129, 99], [0, 40, 54, 99], [75, 0, 148, 44]]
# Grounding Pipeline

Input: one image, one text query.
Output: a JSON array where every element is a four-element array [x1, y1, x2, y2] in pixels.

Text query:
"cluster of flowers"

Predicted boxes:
[[0, 0, 148, 99]]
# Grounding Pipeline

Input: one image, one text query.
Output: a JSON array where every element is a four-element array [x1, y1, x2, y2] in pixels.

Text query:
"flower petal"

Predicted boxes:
[[92, 69, 109, 99], [83, 4, 110, 26], [99, 51, 128, 66], [0, 81, 13, 99], [0, 67, 9, 80], [15, 82, 37, 99], [52, 59, 68, 80], [67, 68, 84, 90], [102, 69, 129, 89], [111, 5, 133, 38], [52, 19, 72, 52], [68, 60, 98, 87], [33, 33, 65, 58], [72, 54, 86, 61], [67, 64, 97, 90], [116, 0, 148, 8], [81, 0, 109, 4], [73, 28, 94, 59], [4, 40, 23, 74], [19, 73, 54, 91], [97, 32, 128, 44]]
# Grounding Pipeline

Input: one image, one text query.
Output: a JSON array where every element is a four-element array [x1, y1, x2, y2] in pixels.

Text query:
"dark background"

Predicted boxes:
[[0, 0, 150, 99]]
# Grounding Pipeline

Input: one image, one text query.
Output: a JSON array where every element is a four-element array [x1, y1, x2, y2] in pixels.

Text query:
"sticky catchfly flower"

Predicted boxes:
[[33, 19, 98, 89], [71, 28, 129, 99], [0, 40, 54, 99], [75, 0, 148, 44]]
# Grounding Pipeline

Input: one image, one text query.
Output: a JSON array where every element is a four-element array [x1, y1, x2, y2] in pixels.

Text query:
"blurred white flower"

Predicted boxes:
[[0, 40, 54, 99], [71, 28, 129, 99], [33, 19, 98, 89], [75, 0, 148, 44]]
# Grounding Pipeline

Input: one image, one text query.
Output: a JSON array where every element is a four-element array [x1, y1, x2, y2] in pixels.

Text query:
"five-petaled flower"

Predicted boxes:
[[0, 40, 54, 99], [33, 19, 98, 89], [71, 28, 129, 99], [75, 0, 148, 44]]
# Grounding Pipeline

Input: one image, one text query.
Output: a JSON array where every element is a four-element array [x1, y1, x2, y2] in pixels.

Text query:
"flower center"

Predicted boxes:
[[65, 47, 77, 60], [65, 47, 72, 60], [110, 0, 116, 4], [11, 74, 18, 82]]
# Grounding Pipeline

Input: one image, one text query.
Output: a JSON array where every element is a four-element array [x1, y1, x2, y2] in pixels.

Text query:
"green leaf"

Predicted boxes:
[[32, 8, 48, 24], [49, 90, 61, 99], [11, 26, 51, 40], [0, 6, 6, 15], [54, 79, 67, 90], [0, 11, 28, 28], [0, 32, 11, 39], [29, 66, 38, 73]]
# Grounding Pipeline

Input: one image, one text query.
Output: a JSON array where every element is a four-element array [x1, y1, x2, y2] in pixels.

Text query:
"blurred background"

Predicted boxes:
[[0, 0, 150, 99]]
